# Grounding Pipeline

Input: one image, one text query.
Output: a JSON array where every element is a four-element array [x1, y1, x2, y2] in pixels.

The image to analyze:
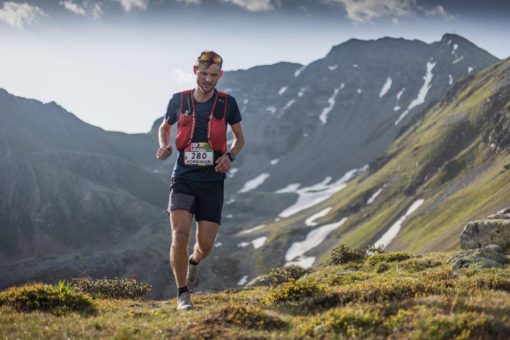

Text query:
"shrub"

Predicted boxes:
[[328, 245, 367, 265], [0, 281, 96, 315], [400, 258, 442, 272], [70, 276, 151, 300], [205, 304, 287, 330], [301, 307, 381, 338], [269, 265, 312, 285], [366, 252, 413, 266], [266, 280, 326, 305]]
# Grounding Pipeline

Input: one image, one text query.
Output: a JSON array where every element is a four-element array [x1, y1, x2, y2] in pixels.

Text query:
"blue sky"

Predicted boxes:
[[0, 0, 509, 133]]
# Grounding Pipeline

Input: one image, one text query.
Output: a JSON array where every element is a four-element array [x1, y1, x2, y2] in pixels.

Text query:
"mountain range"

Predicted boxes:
[[0, 33, 506, 297]]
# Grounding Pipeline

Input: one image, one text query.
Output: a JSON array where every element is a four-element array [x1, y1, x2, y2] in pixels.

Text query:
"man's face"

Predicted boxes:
[[194, 64, 223, 94]]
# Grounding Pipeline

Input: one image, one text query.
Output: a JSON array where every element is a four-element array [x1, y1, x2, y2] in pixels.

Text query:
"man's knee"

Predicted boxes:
[[197, 241, 214, 255], [171, 228, 190, 248]]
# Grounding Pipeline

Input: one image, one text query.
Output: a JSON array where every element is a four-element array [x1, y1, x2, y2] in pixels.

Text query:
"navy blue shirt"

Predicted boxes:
[[165, 89, 242, 181]]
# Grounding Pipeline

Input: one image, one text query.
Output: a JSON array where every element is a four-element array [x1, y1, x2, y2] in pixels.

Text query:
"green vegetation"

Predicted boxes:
[[268, 264, 311, 285], [70, 277, 152, 300], [1, 249, 509, 338], [0, 281, 96, 315]]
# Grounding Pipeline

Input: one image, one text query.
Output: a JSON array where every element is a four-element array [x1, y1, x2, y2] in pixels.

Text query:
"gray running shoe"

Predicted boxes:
[[187, 262, 200, 292], [177, 291, 193, 310]]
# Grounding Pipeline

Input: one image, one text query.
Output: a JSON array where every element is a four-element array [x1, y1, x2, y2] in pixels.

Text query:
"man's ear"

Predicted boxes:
[[193, 65, 198, 74]]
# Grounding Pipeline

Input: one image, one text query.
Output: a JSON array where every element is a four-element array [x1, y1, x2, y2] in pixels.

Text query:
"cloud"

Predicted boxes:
[[174, 68, 195, 87], [329, 0, 452, 22], [60, 1, 87, 16], [221, 0, 275, 12], [60, 1, 104, 18], [118, 0, 149, 12], [0, 2, 45, 28]]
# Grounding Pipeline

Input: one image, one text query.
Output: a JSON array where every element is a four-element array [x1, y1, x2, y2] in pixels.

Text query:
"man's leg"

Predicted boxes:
[[192, 221, 220, 263], [187, 221, 219, 291], [169, 209, 193, 288]]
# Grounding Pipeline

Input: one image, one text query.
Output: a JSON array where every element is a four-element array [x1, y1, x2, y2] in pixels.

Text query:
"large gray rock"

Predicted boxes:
[[447, 244, 508, 269], [460, 219, 510, 251]]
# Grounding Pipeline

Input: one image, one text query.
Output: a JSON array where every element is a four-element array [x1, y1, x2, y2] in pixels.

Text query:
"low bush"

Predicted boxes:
[[0, 281, 96, 315], [301, 307, 381, 338], [366, 252, 413, 266], [269, 265, 312, 285], [266, 280, 326, 305], [328, 245, 367, 265], [205, 304, 287, 330], [70, 276, 151, 300]]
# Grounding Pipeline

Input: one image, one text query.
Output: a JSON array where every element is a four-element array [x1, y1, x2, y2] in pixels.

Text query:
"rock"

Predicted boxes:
[[487, 213, 510, 219], [245, 274, 271, 287], [447, 244, 508, 270], [497, 207, 510, 214], [460, 219, 510, 251]]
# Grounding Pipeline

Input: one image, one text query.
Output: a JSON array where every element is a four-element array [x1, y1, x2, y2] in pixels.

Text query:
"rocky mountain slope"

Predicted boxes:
[[243, 56, 510, 279], [0, 34, 503, 297]]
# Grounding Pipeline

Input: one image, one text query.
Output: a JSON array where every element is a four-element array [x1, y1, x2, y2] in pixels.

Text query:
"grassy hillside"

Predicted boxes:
[[1, 251, 509, 339], [251, 58, 510, 267]]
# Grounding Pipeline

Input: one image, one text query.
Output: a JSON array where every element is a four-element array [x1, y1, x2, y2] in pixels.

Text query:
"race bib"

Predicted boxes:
[[184, 143, 214, 166]]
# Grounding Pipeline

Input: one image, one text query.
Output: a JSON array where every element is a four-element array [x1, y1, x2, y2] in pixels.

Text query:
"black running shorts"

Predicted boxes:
[[168, 177, 224, 225]]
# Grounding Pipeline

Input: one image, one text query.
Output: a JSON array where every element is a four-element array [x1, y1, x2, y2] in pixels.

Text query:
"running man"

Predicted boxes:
[[156, 51, 245, 310]]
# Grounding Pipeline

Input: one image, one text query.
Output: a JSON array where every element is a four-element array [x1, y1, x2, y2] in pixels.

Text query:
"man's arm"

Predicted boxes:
[[156, 120, 173, 160], [215, 122, 245, 173]]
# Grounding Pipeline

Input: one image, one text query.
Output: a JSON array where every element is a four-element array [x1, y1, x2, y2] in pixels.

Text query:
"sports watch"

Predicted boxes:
[[226, 152, 236, 162]]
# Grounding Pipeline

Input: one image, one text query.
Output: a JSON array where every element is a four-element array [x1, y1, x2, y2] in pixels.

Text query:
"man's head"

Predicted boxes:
[[193, 51, 224, 95]]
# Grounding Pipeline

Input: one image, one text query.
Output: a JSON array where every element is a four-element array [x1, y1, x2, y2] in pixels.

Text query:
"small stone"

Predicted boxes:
[[245, 274, 271, 287], [497, 207, 510, 215], [487, 213, 510, 220]]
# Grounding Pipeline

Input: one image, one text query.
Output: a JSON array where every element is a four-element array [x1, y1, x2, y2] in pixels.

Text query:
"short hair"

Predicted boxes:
[[196, 51, 223, 69]]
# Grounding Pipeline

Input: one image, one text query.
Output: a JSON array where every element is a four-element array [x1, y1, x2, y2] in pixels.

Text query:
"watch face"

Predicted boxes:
[[228, 152, 235, 161]]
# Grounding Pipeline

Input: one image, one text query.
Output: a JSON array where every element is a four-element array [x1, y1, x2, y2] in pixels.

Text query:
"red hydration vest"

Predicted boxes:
[[174, 89, 228, 154]]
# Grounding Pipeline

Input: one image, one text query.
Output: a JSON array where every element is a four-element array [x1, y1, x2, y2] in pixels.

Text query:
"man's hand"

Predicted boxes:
[[156, 146, 172, 160], [215, 154, 231, 173]]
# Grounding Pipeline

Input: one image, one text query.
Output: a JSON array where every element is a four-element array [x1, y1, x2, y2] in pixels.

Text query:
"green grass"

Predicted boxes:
[[2, 251, 509, 339]]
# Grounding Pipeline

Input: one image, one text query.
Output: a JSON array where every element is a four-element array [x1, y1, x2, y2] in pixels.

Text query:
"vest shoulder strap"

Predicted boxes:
[[179, 90, 193, 114], [213, 91, 228, 120]]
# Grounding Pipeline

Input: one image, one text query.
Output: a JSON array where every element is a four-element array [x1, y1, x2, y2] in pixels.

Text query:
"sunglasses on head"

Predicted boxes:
[[198, 52, 222, 66]]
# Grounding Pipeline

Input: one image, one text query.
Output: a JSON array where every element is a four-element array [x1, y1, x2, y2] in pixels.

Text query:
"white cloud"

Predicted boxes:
[[91, 2, 103, 18], [221, 0, 275, 12], [174, 68, 195, 87], [330, 0, 452, 23], [60, 1, 87, 16], [119, 0, 149, 12], [0, 2, 45, 28]]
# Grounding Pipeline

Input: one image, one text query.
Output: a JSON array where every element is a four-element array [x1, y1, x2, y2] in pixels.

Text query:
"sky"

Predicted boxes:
[[0, 0, 509, 133]]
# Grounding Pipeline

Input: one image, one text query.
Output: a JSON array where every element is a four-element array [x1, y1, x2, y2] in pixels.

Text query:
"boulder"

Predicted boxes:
[[447, 244, 508, 270], [497, 207, 510, 214], [487, 213, 510, 219], [460, 219, 510, 251]]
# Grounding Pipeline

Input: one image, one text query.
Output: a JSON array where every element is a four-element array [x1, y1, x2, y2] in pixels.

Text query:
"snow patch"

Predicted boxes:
[[298, 87, 306, 97], [228, 168, 239, 178], [237, 242, 250, 248], [276, 168, 362, 218], [215, 242, 222, 247], [252, 236, 267, 249], [449, 74, 453, 85], [238, 275, 248, 286], [379, 77, 392, 98], [395, 61, 436, 125], [468, 67, 474, 73], [239, 225, 265, 235], [285, 256, 315, 269], [294, 65, 306, 77], [278, 86, 288, 95], [374, 199, 424, 248], [243, 99, 249, 105], [282, 99, 296, 112], [266, 106, 276, 114], [270, 158, 280, 165], [367, 188, 383, 205], [285, 218, 348, 262], [452, 43, 458, 54], [394, 106, 401, 111], [328, 65, 338, 70], [238, 173, 270, 193], [357, 88, 362, 94], [319, 86, 342, 124], [452, 56, 464, 64], [396, 88, 405, 101], [352, 64, 359, 69], [305, 207, 332, 227]]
